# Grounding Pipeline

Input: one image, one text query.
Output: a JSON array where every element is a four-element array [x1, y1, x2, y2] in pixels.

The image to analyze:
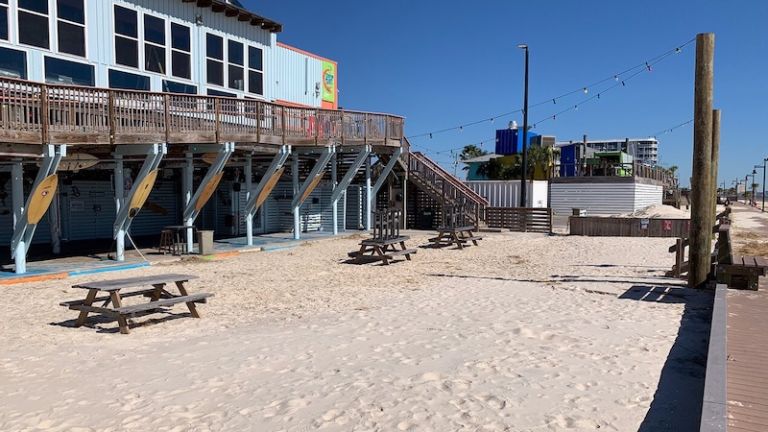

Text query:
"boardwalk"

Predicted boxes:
[[727, 281, 768, 431]]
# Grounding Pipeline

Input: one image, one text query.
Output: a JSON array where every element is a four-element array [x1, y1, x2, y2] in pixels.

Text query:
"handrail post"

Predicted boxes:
[[281, 107, 286, 145], [255, 100, 261, 143], [108, 90, 116, 145], [214, 98, 221, 144], [315, 109, 320, 145], [163, 94, 170, 143], [40, 85, 49, 144], [340, 109, 345, 145], [363, 113, 368, 145]]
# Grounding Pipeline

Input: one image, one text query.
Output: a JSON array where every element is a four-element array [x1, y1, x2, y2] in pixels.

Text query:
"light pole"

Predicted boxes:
[[759, 159, 768, 211], [517, 43, 529, 208], [751, 169, 758, 206]]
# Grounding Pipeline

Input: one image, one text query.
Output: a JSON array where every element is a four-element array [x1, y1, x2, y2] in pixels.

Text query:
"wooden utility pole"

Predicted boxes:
[[711, 109, 721, 218], [689, 33, 715, 289]]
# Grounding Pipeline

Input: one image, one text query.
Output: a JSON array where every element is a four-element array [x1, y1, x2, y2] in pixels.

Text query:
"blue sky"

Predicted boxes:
[[247, 0, 768, 188]]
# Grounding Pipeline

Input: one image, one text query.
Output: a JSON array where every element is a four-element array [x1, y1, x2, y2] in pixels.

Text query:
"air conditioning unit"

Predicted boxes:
[[532, 135, 556, 148]]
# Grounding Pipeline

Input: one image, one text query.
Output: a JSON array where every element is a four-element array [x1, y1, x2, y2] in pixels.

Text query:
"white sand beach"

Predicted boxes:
[[0, 231, 710, 431]]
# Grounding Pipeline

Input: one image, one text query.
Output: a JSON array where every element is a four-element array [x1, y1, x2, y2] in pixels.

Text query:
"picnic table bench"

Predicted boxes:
[[347, 209, 416, 265], [60, 273, 213, 334], [428, 225, 483, 249], [348, 235, 416, 265]]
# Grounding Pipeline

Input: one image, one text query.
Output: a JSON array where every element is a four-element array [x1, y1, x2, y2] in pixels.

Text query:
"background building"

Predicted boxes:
[[555, 138, 659, 166]]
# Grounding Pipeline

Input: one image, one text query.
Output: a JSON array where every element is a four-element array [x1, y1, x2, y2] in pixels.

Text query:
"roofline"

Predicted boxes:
[[277, 42, 336, 64], [555, 138, 659, 146], [182, 0, 283, 33]]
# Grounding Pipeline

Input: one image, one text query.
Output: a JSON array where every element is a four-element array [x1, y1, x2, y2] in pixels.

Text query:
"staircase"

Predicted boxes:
[[407, 150, 489, 227]]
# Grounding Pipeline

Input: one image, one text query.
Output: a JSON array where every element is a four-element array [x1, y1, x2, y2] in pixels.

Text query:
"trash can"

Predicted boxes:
[[572, 208, 586, 217], [197, 230, 214, 255]]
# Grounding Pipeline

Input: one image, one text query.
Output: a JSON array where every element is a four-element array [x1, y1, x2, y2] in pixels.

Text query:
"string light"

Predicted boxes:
[[406, 37, 695, 140]]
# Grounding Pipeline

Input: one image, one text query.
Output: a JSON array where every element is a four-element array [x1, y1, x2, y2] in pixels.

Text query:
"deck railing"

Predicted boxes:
[[0, 76, 404, 147], [556, 162, 672, 182]]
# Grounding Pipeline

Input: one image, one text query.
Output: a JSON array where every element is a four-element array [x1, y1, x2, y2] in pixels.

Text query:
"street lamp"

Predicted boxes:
[[750, 169, 758, 206], [517, 44, 529, 208], [758, 159, 768, 212]]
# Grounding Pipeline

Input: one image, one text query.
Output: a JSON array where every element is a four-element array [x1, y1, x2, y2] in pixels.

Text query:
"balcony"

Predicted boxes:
[[0, 77, 404, 148]]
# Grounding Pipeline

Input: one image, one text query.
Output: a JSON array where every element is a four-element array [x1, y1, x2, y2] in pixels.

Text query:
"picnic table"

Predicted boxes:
[[428, 225, 483, 249], [60, 273, 213, 334], [348, 236, 416, 265]]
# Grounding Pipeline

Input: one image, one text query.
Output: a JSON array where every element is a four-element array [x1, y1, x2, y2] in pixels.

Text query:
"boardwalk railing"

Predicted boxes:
[[0, 76, 404, 147], [408, 150, 489, 225], [485, 207, 552, 233]]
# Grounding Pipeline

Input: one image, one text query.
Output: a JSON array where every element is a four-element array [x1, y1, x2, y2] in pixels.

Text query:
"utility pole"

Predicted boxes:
[[518, 44, 530, 208], [688, 33, 715, 289], [710, 109, 720, 217]]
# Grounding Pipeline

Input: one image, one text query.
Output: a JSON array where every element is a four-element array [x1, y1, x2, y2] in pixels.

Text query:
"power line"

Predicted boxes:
[[406, 37, 695, 141], [649, 119, 693, 138]]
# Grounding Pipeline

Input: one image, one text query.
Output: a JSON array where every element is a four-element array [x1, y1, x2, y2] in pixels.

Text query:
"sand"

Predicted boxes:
[[0, 231, 709, 431], [619, 204, 691, 219]]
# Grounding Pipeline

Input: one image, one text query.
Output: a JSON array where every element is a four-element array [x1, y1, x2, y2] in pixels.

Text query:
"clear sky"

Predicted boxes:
[[246, 0, 768, 188]]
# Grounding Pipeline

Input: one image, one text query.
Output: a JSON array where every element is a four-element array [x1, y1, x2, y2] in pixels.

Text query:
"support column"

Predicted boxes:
[[365, 155, 372, 231], [330, 145, 370, 235], [243, 145, 291, 245], [292, 147, 335, 239], [293, 153, 300, 240], [689, 33, 715, 289], [244, 153, 253, 242], [114, 154, 125, 261], [331, 152, 338, 235], [183, 152, 194, 247], [11, 160, 24, 273]]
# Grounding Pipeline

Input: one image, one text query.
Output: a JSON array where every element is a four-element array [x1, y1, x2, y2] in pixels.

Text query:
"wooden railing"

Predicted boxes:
[[486, 207, 553, 233], [556, 162, 672, 183], [408, 151, 489, 224], [0, 76, 404, 147]]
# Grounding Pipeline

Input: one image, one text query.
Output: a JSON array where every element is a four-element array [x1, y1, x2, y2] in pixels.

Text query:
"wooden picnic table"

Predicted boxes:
[[60, 273, 213, 334], [347, 235, 416, 265], [428, 225, 483, 250]]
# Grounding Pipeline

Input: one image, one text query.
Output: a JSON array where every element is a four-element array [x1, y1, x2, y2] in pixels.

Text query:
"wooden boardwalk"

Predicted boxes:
[[726, 279, 768, 431]]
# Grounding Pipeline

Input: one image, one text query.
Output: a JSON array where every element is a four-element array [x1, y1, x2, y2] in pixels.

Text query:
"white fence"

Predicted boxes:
[[464, 180, 549, 208]]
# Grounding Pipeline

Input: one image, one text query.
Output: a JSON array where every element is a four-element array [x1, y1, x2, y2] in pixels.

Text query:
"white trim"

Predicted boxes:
[[15, 0, 52, 51], [53, 0, 87, 59], [142, 12, 166, 75], [112, 3, 140, 69]]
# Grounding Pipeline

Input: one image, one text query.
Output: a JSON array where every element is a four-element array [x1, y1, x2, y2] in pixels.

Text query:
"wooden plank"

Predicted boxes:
[[72, 274, 198, 291], [114, 293, 213, 315]]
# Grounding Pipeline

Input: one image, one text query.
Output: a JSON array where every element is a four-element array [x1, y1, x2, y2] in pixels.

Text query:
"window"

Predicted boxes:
[[0, 46, 27, 78], [143, 15, 165, 73], [170, 23, 190, 79], [45, 56, 94, 86], [19, 0, 49, 49], [0, 0, 8, 41], [57, 0, 85, 57], [163, 80, 196, 94], [207, 89, 235, 98], [228, 40, 243, 90], [206, 33, 224, 86], [248, 46, 263, 95], [114, 6, 138, 68], [109, 69, 149, 91]]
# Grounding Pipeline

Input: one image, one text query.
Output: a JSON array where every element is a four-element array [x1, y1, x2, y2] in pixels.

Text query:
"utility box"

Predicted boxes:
[[197, 230, 214, 255], [572, 208, 586, 217]]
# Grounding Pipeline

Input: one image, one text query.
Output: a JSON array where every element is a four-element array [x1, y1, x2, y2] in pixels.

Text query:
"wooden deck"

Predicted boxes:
[[0, 77, 404, 148], [726, 280, 768, 431]]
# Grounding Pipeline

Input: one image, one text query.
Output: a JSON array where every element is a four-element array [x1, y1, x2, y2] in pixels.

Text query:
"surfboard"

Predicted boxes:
[[299, 174, 324, 205], [59, 153, 99, 171], [254, 167, 285, 210], [26, 174, 58, 225], [128, 169, 159, 218], [194, 171, 224, 212]]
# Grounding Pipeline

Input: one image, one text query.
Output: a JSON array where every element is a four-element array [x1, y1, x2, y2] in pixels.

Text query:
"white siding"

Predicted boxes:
[[550, 181, 663, 216], [272, 45, 325, 108], [633, 183, 663, 210], [464, 180, 548, 208]]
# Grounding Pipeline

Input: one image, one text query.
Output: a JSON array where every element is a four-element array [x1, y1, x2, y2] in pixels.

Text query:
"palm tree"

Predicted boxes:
[[460, 145, 488, 161]]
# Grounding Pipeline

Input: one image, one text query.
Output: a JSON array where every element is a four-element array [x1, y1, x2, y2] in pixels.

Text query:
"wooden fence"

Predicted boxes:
[[485, 207, 552, 233], [569, 216, 690, 237]]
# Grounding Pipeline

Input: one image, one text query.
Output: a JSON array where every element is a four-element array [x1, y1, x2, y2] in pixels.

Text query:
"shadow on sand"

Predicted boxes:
[[620, 285, 713, 432]]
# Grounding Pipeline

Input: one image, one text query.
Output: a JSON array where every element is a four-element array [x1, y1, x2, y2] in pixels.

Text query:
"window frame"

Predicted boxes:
[[205, 32, 225, 87], [56, 0, 87, 58], [113, 5, 139, 69], [142, 13, 166, 74], [0, 0, 9, 42], [247, 45, 264, 96], [170, 21, 191, 80], [0, 45, 28, 79], [227, 39, 244, 91], [108, 68, 151, 91], [44, 55, 95, 86], [17, 0, 51, 50]]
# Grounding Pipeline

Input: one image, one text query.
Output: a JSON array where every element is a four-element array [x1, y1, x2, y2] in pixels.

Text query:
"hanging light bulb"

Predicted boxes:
[[583, 87, 588, 94], [621, 81, 626, 87], [597, 93, 601, 99], [574, 105, 579, 111], [675, 47, 681, 53], [490, 117, 495, 123], [429, 133, 433, 139], [614, 75, 619, 81], [459, 126, 463, 132], [552, 98, 556, 105], [645, 62, 652, 72]]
